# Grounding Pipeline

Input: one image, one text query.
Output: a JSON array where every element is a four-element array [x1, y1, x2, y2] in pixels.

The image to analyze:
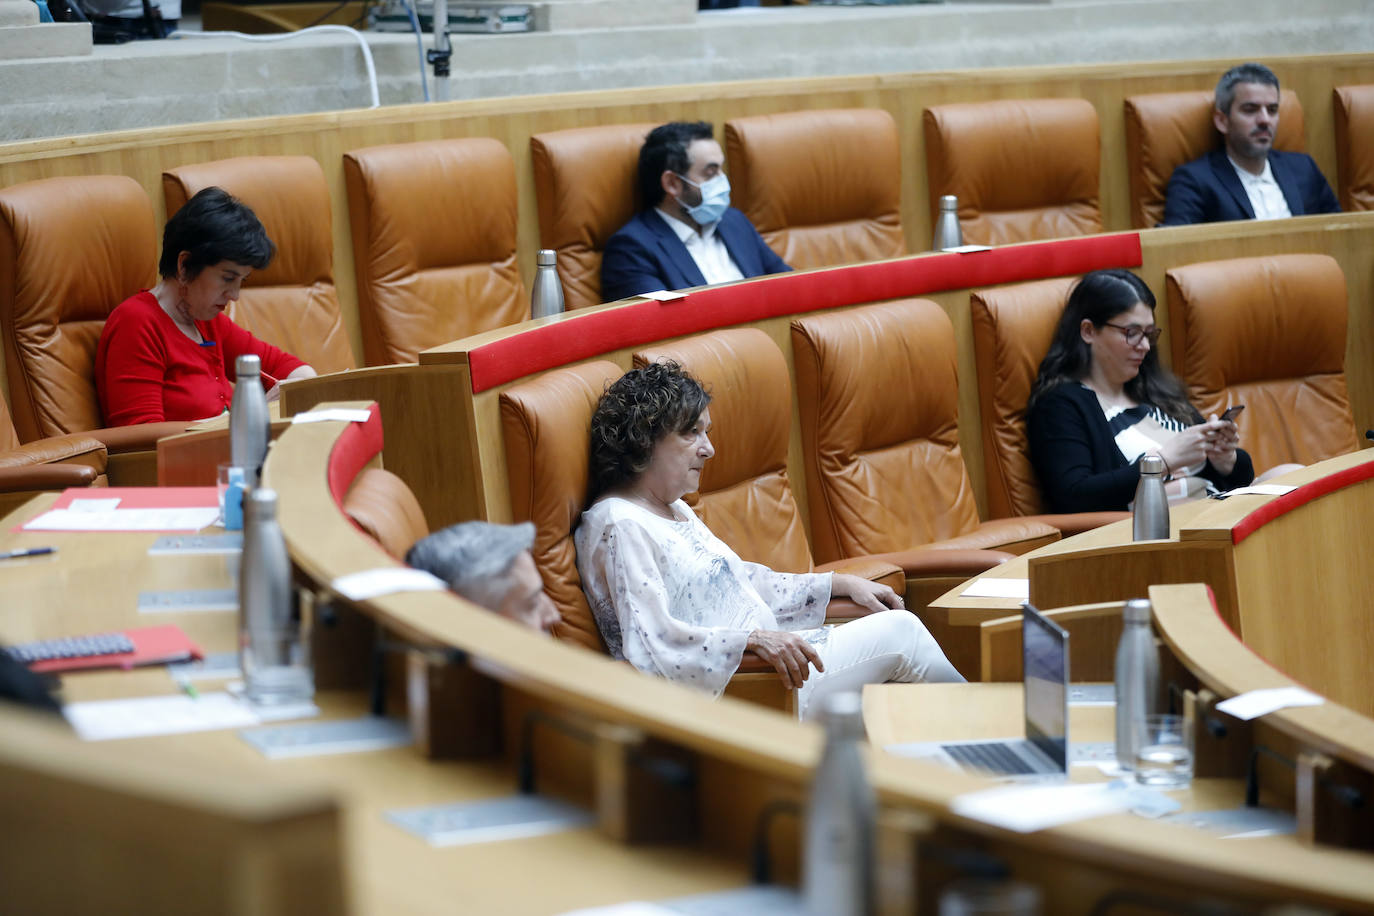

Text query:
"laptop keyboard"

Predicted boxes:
[[942, 742, 1038, 776]]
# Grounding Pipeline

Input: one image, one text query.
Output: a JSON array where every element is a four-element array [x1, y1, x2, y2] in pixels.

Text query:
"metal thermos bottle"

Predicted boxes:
[[933, 194, 964, 251], [531, 249, 565, 319], [229, 354, 270, 488], [1132, 454, 1170, 541], [1114, 598, 1160, 771], [239, 488, 313, 706], [803, 692, 875, 916]]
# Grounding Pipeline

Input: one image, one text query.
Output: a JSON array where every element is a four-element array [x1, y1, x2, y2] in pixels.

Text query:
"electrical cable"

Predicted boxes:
[[400, 0, 430, 102], [168, 26, 381, 109]]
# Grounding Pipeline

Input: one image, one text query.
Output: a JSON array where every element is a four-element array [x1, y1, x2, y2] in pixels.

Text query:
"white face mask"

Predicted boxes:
[[676, 172, 731, 225]]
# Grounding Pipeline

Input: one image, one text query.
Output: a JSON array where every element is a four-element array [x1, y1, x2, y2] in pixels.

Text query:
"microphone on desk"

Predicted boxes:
[[1366, 429, 1373, 442]]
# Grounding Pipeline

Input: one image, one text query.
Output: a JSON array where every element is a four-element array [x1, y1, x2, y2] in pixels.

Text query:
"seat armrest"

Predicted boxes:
[[859, 547, 1016, 578], [0, 463, 101, 492], [85, 422, 195, 455], [1018, 511, 1130, 537], [814, 557, 905, 592], [0, 434, 107, 469], [735, 650, 779, 675]]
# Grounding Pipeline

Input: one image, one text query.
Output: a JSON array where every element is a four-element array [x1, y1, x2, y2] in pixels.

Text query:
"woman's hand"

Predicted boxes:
[[265, 364, 318, 402], [1202, 413, 1240, 476], [831, 573, 905, 615], [746, 629, 823, 689], [1154, 423, 1213, 477]]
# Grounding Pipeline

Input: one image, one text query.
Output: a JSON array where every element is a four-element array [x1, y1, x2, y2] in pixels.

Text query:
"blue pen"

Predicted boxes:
[[0, 546, 56, 560]]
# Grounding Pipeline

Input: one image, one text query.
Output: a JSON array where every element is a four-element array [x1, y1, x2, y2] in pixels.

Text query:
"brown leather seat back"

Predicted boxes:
[[1124, 89, 1305, 228], [1166, 254, 1358, 471], [971, 277, 1078, 518], [500, 360, 624, 652], [922, 98, 1101, 246], [162, 156, 356, 373], [530, 124, 655, 310], [343, 139, 526, 365], [723, 109, 904, 270], [634, 328, 813, 573], [343, 467, 430, 560], [1333, 84, 1374, 212], [792, 299, 979, 563], [0, 175, 157, 440]]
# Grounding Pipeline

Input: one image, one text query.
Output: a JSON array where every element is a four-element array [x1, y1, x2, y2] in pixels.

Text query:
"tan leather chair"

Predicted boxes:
[[0, 175, 189, 454], [499, 358, 807, 709], [529, 123, 654, 310], [632, 328, 905, 607], [922, 98, 1101, 246], [0, 392, 108, 517], [1333, 84, 1374, 212], [792, 300, 1062, 609], [970, 278, 1130, 533], [723, 108, 904, 270], [1124, 89, 1305, 228], [162, 156, 356, 373], [343, 467, 429, 560], [343, 139, 526, 365], [1165, 254, 1360, 472]]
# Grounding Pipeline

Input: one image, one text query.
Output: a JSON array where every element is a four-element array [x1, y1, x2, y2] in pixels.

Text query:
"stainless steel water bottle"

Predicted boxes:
[[1114, 598, 1159, 771], [531, 248, 565, 319], [1132, 454, 1170, 541], [239, 488, 313, 706], [933, 194, 964, 251], [229, 354, 270, 488], [803, 691, 875, 916]]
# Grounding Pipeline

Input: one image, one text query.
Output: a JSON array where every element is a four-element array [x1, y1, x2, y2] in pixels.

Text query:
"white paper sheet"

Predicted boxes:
[[331, 567, 447, 601], [1223, 484, 1298, 497], [67, 497, 122, 512], [1214, 686, 1324, 721], [951, 780, 1135, 833], [636, 289, 688, 302], [23, 507, 220, 532], [556, 905, 677, 916], [958, 577, 1030, 599], [64, 692, 261, 741], [290, 408, 374, 424], [942, 244, 994, 253]]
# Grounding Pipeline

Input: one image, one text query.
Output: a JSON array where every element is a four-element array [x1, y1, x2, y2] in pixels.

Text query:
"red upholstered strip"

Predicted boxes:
[[468, 233, 1143, 392], [325, 404, 384, 509], [1231, 460, 1374, 545]]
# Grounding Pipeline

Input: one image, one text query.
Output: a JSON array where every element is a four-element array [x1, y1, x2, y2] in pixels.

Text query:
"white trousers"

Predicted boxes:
[[796, 609, 965, 721]]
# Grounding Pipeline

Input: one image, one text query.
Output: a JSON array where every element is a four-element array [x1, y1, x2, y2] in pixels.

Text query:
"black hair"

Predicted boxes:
[[636, 121, 715, 211], [588, 361, 711, 501], [1028, 269, 1197, 423], [158, 186, 276, 280]]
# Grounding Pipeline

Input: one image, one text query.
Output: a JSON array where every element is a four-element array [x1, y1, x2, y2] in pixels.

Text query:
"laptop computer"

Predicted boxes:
[[886, 602, 1071, 779]]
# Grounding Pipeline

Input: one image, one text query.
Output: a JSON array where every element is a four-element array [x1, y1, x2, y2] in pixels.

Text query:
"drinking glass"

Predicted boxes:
[[1133, 713, 1194, 789]]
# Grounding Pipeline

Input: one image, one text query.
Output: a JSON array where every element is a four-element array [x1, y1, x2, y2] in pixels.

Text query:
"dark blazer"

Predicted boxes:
[[1160, 148, 1340, 226], [600, 208, 790, 304], [1026, 382, 1254, 513]]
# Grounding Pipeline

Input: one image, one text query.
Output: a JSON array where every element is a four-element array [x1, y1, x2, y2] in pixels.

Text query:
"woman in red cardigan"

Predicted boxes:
[[96, 187, 317, 426]]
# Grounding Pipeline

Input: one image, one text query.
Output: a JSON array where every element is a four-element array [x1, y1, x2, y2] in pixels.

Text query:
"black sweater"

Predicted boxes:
[[1026, 382, 1255, 513]]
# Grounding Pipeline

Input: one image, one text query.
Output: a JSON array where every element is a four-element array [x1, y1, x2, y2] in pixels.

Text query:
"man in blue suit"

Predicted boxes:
[[1161, 62, 1339, 226], [601, 121, 790, 303]]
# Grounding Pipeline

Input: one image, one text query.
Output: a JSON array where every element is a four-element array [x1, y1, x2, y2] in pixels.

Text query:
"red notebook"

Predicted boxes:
[[25, 625, 205, 674]]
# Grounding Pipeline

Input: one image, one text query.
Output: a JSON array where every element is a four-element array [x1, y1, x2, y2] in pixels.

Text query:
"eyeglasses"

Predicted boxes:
[[1103, 322, 1162, 346]]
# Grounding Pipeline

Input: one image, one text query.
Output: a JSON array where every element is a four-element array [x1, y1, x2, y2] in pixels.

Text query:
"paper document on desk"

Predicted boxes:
[[24, 507, 219, 532], [332, 567, 446, 601], [1221, 484, 1298, 497], [951, 780, 1135, 832], [65, 692, 261, 741], [291, 408, 373, 424], [959, 577, 1030, 599], [1214, 686, 1324, 721]]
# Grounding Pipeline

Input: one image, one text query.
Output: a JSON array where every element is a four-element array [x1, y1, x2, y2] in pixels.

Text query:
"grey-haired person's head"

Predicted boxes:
[[406, 521, 560, 632]]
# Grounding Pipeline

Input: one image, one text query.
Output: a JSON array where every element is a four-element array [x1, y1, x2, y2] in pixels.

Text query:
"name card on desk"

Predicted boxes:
[[1214, 686, 1324, 721], [959, 577, 1030, 600], [290, 408, 374, 424], [332, 567, 446, 601]]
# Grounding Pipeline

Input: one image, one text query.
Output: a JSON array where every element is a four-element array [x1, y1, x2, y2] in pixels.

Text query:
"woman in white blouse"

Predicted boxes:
[[574, 361, 963, 720]]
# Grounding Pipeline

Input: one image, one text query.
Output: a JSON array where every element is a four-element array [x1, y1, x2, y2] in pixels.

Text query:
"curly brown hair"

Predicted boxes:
[[588, 361, 711, 501]]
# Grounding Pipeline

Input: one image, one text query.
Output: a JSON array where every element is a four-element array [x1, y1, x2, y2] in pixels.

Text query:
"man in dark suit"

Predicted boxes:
[[1161, 62, 1339, 226], [601, 121, 790, 303]]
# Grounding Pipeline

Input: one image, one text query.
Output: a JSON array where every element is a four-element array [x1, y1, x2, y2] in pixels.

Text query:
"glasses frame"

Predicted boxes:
[[1102, 321, 1162, 346]]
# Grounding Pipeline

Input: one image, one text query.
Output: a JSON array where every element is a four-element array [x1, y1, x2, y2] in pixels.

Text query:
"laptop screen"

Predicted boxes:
[[1022, 602, 1069, 771]]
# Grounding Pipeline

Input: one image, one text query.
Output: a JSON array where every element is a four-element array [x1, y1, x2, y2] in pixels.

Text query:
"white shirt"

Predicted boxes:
[[1229, 155, 1292, 220], [575, 497, 831, 698], [655, 208, 745, 288]]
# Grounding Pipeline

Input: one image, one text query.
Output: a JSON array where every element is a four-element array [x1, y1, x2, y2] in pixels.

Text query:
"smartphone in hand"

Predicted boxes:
[[1219, 405, 1245, 423]]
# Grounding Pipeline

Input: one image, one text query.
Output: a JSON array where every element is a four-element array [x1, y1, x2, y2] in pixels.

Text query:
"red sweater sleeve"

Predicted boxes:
[[212, 314, 307, 383]]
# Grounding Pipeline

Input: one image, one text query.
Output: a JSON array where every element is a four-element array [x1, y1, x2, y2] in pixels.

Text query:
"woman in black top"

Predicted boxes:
[[1026, 269, 1254, 513]]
